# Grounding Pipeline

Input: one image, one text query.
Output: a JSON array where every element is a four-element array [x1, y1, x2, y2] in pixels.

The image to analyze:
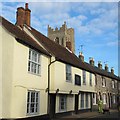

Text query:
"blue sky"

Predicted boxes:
[[1, 1, 119, 76]]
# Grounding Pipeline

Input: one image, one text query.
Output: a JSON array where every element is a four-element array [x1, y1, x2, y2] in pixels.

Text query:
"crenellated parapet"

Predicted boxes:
[[48, 21, 68, 34]]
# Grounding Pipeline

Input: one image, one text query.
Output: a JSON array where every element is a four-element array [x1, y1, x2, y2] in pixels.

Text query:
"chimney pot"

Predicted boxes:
[[25, 3, 28, 9], [98, 61, 102, 69], [89, 57, 94, 66], [79, 52, 84, 62], [111, 67, 114, 74], [105, 64, 109, 72]]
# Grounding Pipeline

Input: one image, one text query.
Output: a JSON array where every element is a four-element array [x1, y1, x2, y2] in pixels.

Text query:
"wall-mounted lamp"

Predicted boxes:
[[45, 88, 48, 92], [56, 89, 59, 94], [78, 91, 81, 95], [69, 90, 72, 94]]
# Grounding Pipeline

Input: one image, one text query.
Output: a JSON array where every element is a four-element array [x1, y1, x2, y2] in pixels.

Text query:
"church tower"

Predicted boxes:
[[47, 22, 75, 53]]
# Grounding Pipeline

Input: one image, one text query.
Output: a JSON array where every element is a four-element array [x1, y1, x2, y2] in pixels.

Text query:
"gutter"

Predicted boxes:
[[47, 57, 57, 114]]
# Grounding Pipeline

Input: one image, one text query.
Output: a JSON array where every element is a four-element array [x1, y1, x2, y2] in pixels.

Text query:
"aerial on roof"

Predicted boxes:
[[0, 15, 120, 81]]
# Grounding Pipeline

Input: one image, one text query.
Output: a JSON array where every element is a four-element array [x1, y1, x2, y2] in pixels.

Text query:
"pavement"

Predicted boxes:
[[53, 109, 120, 120]]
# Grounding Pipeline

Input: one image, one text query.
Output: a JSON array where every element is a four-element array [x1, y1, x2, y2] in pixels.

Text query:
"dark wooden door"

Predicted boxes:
[[75, 95, 79, 114], [49, 94, 56, 118]]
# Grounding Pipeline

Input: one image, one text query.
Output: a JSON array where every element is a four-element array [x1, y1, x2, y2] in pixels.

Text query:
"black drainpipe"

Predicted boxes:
[[47, 57, 57, 115]]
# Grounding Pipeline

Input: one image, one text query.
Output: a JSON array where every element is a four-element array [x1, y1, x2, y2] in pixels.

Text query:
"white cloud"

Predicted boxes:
[[107, 41, 118, 46]]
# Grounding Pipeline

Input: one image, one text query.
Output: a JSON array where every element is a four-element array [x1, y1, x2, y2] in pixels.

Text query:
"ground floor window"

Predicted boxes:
[[93, 93, 97, 105], [81, 93, 84, 109], [112, 95, 116, 104], [86, 93, 89, 108], [27, 91, 39, 114], [59, 95, 67, 111]]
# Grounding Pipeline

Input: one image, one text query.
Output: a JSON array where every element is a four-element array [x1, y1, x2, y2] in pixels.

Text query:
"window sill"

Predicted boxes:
[[75, 84, 81, 86], [28, 71, 41, 77], [26, 112, 39, 116], [66, 80, 72, 83]]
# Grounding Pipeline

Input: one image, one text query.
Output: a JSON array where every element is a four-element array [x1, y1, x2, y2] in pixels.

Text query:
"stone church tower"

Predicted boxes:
[[47, 22, 75, 53]]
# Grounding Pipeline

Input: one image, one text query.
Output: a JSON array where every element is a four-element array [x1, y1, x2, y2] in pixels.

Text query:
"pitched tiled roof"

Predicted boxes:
[[1, 16, 119, 81], [84, 62, 119, 80], [0, 16, 50, 56], [30, 27, 120, 81]]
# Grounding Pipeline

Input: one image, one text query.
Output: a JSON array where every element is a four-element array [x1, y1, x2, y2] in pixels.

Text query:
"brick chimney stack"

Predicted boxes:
[[16, 3, 31, 27], [16, 7, 25, 27]]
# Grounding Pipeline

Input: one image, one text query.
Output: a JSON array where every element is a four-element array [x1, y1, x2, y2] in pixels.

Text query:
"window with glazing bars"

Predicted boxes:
[[66, 64, 72, 81], [83, 70, 86, 85], [27, 91, 39, 114], [28, 49, 40, 75]]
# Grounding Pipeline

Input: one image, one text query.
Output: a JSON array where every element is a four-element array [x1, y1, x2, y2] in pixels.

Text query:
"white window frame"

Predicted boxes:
[[28, 49, 41, 75], [119, 83, 120, 90], [83, 70, 86, 85], [103, 93, 107, 104], [89, 73, 92, 86], [80, 93, 84, 109], [93, 93, 97, 105], [66, 64, 72, 82], [27, 90, 39, 115], [102, 77, 106, 87], [59, 95, 67, 112], [85, 93, 89, 108], [112, 80, 115, 88]]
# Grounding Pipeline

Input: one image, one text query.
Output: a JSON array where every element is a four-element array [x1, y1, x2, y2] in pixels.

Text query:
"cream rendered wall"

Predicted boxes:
[[10, 39, 49, 118], [0, 26, 2, 118], [1, 26, 15, 118], [50, 61, 95, 94]]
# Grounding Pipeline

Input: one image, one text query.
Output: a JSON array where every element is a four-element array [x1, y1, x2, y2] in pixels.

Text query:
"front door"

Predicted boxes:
[[75, 95, 79, 114], [49, 94, 56, 118]]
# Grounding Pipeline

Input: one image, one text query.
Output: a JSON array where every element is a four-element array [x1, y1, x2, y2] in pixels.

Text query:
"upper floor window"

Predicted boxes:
[[66, 64, 72, 82], [61, 38, 64, 46], [102, 77, 106, 87], [28, 49, 41, 75], [119, 83, 120, 90], [89, 73, 92, 86], [27, 91, 39, 114], [112, 80, 115, 88], [115, 81, 117, 88], [75, 74, 81, 86], [83, 70, 86, 85]]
